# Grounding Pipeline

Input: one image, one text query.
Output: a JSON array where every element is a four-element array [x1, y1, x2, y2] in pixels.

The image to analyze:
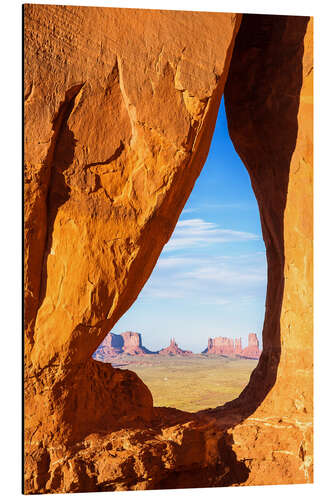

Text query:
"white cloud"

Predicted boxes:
[[163, 218, 259, 252], [142, 286, 187, 300], [156, 256, 202, 269], [182, 265, 266, 284], [141, 251, 267, 304], [199, 297, 231, 306], [182, 202, 255, 214], [135, 218, 266, 306], [182, 208, 198, 214]]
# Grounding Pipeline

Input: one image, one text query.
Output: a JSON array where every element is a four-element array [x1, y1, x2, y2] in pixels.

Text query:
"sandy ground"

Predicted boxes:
[[112, 355, 258, 412]]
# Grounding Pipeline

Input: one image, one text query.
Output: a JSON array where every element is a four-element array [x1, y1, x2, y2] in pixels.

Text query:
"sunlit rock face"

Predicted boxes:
[[24, 5, 312, 494], [24, 4, 241, 493], [207, 336, 235, 356], [241, 333, 261, 359], [204, 334, 261, 359]]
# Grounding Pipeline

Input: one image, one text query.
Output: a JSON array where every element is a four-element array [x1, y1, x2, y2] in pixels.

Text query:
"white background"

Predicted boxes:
[[1, 0, 331, 498]]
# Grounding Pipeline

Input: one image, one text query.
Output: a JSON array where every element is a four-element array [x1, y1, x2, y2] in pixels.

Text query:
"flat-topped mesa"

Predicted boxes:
[[93, 331, 154, 360], [158, 337, 193, 356], [121, 331, 144, 355], [206, 336, 235, 356], [93, 332, 123, 360], [241, 333, 261, 360], [203, 334, 261, 359]]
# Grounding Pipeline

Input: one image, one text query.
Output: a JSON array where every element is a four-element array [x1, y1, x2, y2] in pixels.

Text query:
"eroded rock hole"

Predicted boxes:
[[93, 97, 267, 412]]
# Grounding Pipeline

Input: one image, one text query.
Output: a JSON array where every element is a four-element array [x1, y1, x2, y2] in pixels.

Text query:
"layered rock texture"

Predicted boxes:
[[24, 5, 312, 494], [204, 333, 261, 359]]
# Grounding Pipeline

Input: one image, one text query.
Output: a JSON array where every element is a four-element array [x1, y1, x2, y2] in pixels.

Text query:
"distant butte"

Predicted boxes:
[[241, 333, 261, 359], [93, 331, 156, 360], [203, 333, 261, 359], [158, 337, 193, 356], [93, 332, 261, 361]]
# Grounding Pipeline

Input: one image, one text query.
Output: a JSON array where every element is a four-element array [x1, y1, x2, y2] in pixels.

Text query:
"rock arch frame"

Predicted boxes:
[[24, 5, 313, 493]]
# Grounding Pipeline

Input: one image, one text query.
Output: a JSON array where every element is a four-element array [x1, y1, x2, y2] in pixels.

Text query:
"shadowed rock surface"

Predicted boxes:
[[93, 331, 156, 359], [222, 13, 313, 485], [24, 5, 312, 493]]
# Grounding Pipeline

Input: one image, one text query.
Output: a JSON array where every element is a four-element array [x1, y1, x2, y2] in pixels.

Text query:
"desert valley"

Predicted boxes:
[[93, 332, 261, 411]]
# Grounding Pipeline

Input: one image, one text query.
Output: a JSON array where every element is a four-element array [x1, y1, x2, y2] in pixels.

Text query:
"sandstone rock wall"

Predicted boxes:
[[24, 2, 241, 479], [24, 5, 312, 493], [24, 4, 240, 374], [93, 332, 123, 359], [224, 13, 313, 485]]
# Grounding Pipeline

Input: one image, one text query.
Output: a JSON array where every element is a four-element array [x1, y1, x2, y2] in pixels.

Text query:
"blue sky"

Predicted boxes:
[[112, 97, 267, 353]]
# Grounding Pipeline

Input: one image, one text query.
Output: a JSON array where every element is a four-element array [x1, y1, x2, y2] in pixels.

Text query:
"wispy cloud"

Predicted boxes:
[[182, 265, 266, 284], [156, 256, 203, 269], [182, 202, 256, 213], [199, 297, 231, 306], [163, 218, 259, 252], [182, 208, 198, 214], [140, 218, 266, 304], [141, 251, 267, 305]]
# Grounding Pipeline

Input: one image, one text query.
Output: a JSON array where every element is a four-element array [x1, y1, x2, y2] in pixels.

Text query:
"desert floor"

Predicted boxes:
[[112, 355, 258, 412]]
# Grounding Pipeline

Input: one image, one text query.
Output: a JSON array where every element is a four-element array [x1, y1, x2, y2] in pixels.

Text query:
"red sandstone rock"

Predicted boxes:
[[93, 332, 123, 360], [158, 338, 193, 356], [24, 6, 239, 465], [94, 332, 261, 360], [93, 331, 154, 360], [203, 334, 261, 359], [121, 331, 153, 355], [24, 5, 313, 493], [224, 13, 313, 486], [240, 333, 261, 359], [206, 336, 235, 356], [234, 338, 242, 355]]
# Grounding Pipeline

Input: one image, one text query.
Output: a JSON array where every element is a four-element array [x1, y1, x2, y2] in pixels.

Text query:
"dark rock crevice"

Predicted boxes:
[[38, 84, 84, 311], [222, 13, 309, 416]]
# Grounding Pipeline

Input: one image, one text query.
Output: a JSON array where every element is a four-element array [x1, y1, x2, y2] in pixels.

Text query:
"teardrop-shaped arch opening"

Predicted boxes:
[[93, 96, 267, 413]]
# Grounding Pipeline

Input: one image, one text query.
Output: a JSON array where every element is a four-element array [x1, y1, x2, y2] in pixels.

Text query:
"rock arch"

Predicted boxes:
[[24, 5, 313, 492]]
